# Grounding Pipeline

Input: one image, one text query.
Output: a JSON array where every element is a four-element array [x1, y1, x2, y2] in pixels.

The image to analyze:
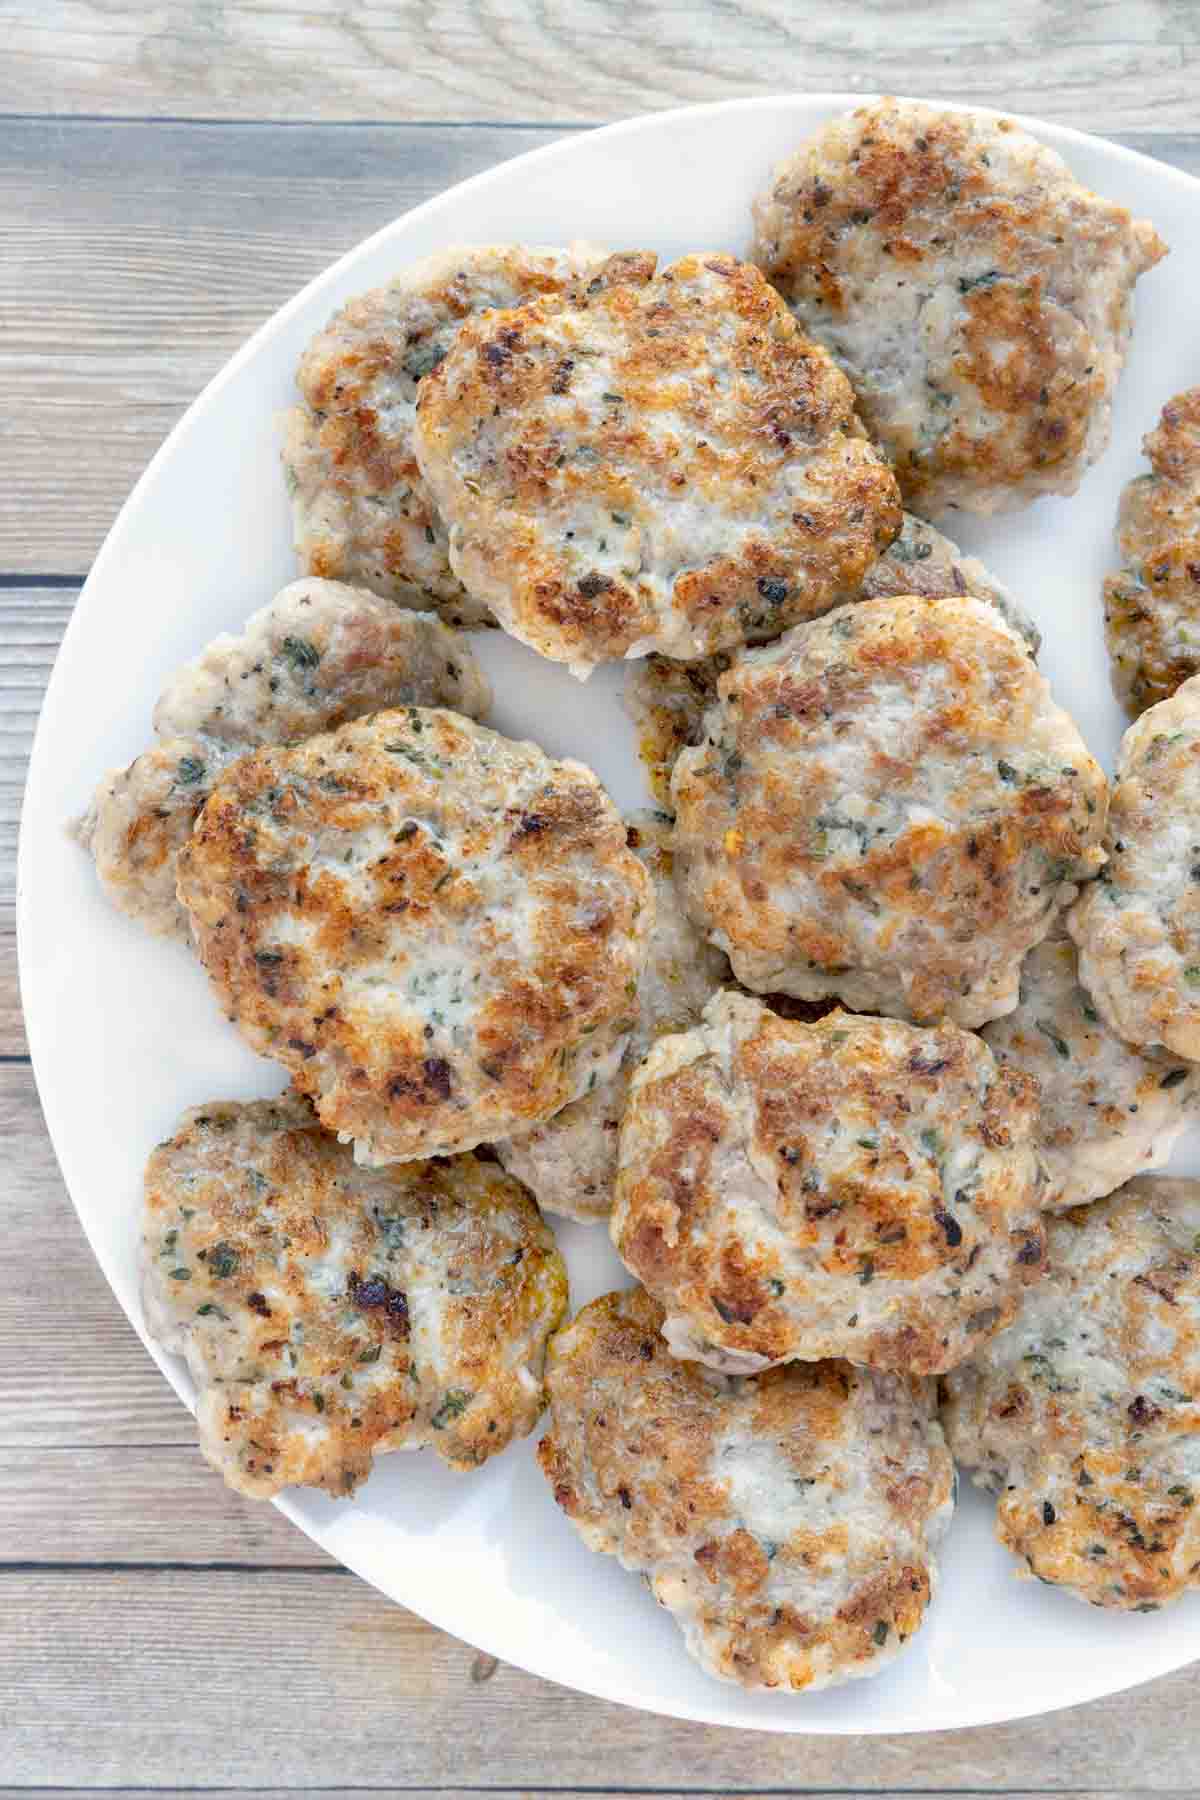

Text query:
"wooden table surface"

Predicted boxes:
[[5, 5, 1200, 1794]]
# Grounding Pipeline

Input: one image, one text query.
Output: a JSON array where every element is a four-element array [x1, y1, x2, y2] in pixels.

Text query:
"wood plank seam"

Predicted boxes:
[[7, 1, 1200, 132], [0, 574, 83, 587], [0, 111, 602, 131], [0, 1560, 351, 1574], [0, 121, 1193, 578], [5, 111, 1200, 1786]]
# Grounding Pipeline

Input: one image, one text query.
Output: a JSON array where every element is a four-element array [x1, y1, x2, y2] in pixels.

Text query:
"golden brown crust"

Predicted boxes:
[[494, 814, 728, 1222], [943, 1176, 1200, 1610], [539, 1287, 953, 1690], [176, 708, 652, 1162], [142, 1095, 568, 1498], [75, 581, 491, 940], [1104, 389, 1200, 714], [670, 594, 1107, 1026], [414, 252, 900, 673], [625, 513, 1036, 809], [611, 993, 1045, 1376], [752, 100, 1166, 515], [284, 244, 609, 626]]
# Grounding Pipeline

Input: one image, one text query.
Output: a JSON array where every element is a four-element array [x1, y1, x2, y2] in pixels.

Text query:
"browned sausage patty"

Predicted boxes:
[[539, 1286, 954, 1690], [611, 991, 1045, 1376], [143, 1093, 567, 1498], [176, 708, 653, 1162], [413, 251, 900, 675]]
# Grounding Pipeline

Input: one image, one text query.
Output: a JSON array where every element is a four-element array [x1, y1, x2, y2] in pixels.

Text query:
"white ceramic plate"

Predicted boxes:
[[19, 95, 1200, 1733]]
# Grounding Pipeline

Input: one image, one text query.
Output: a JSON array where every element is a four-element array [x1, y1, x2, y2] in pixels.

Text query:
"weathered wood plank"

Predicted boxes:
[[0, 927, 24, 1056], [2, 1568, 1200, 1789], [0, 1448, 332, 1566], [5, 0, 1200, 131], [0, 587, 78, 915], [6, 1020, 1200, 1780], [5, 99, 1200, 1794], [0, 119, 565, 577], [0, 1062, 196, 1447], [1, 122, 1198, 582]]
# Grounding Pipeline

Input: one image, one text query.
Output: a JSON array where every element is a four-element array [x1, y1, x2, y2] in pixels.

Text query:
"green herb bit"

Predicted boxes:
[[175, 755, 206, 786], [842, 877, 879, 913], [169, 1267, 191, 1281], [997, 759, 1019, 784], [207, 1242, 239, 1280], [196, 1302, 228, 1320], [281, 635, 320, 671], [872, 1620, 890, 1646], [431, 1388, 473, 1430], [403, 342, 447, 381], [957, 269, 1001, 294], [358, 1343, 383, 1365], [1036, 1019, 1070, 1059]]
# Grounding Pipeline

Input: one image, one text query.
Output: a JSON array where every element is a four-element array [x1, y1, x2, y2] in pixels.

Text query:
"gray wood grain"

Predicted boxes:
[[4, 1067, 1200, 1783], [0, 1449, 332, 1566], [0, 120, 562, 577], [7, 100, 1200, 1795], [1, 122, 1198, 580], [3, 1567, 1200, 1789], [6, 0, 1200, 131], [1, 928, 24, 1055], [0, 587, 76, 910], [1, 1064, 196, 1447]]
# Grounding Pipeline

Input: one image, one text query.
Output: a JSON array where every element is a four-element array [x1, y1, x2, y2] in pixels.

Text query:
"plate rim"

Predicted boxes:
[[18, 90, 1200, 1736]]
